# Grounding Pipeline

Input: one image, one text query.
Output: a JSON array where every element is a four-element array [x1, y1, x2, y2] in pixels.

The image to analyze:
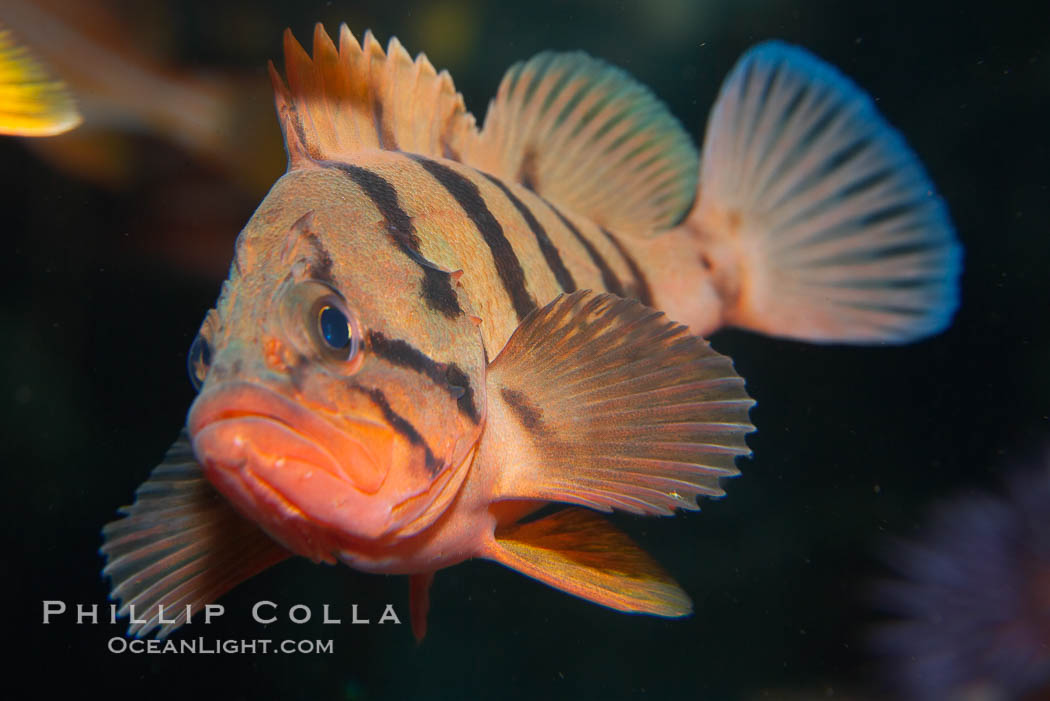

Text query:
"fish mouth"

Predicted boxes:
[[188, 381, 388, 496]]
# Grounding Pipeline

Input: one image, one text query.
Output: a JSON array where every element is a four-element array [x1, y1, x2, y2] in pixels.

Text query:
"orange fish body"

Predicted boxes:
[[102, 24, 960, 640]]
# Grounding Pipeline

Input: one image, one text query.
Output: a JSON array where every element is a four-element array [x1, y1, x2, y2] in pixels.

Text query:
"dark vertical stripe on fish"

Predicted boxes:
[[443, 364, 479, 426], [323, 161, 462, 319], [600, 227, 653, 306], [518, 148, 540, 191], [284, 104, 313, 159], [500, 387, 548, 435], [372, 98, 399, 151], [409, 155, 537, 321], [360, 385, 440, 475], [366, 331, 480, 423], [304, 234, 335, 284], [545, 203, 625, 297], [479, 172, 577, 294], [288, 211, 336, 284]]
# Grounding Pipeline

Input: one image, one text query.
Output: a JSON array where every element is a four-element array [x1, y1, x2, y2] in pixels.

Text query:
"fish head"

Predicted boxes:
[[186, 169, 487, 562]]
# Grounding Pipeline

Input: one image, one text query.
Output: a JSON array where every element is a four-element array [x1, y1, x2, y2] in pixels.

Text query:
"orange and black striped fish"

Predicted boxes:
[[101, 23, 961, 640]]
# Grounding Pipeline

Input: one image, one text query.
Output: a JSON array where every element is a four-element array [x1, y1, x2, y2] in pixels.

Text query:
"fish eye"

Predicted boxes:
[[187, 334, 212, 391], [313, 301, 358, 362], [318, 305, 351, 349]]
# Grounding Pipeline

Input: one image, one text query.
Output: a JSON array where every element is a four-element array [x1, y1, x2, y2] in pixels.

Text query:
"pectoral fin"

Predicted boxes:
[[100, 430, 290, 638], [479, 290, 755, 516], [483, 507, 691, 616]]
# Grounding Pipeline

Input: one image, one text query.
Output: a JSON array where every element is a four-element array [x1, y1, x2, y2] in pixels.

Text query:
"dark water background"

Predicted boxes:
[[4, 1, 1048, 699]]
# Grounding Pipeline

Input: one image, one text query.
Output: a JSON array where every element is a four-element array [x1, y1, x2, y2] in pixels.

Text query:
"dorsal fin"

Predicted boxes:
[[463, 51, 699, 235], [268, 23, 478, 170]]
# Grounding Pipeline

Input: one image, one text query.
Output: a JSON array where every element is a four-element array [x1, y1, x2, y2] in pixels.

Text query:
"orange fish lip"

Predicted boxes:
[[187, 381, 387, 494]]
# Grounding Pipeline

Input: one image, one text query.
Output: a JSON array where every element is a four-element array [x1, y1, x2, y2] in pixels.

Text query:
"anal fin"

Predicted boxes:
[[483, 507, 691, 617], [100, 430, 290, 638]]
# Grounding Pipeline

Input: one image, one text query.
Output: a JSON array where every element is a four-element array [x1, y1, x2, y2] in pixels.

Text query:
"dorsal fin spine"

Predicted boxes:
[[270, 23, 477, 170]]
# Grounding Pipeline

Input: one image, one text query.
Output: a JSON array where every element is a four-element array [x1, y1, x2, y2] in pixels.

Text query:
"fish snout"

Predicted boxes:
[[187, 381, 396, 552]]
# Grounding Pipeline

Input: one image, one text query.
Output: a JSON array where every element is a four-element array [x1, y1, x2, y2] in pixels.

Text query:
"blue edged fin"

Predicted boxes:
[[690, 41, 961, 343]]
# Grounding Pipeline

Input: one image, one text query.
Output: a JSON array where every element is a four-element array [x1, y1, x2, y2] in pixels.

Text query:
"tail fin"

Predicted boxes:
[[687, 41, 961, 344]]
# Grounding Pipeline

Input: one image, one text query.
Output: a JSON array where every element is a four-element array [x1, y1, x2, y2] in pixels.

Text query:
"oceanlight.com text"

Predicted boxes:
[[107, 637, 334, 655]]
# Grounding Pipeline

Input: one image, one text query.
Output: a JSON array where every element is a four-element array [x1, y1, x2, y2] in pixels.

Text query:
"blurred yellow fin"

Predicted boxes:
[[0, 26, 81, 137]]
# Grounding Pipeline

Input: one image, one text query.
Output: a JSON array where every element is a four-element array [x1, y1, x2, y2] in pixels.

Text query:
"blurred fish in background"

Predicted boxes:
[[871, 448, 1050, 700], [0, 0, 283, 190], [0, 0, 286, 279]]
